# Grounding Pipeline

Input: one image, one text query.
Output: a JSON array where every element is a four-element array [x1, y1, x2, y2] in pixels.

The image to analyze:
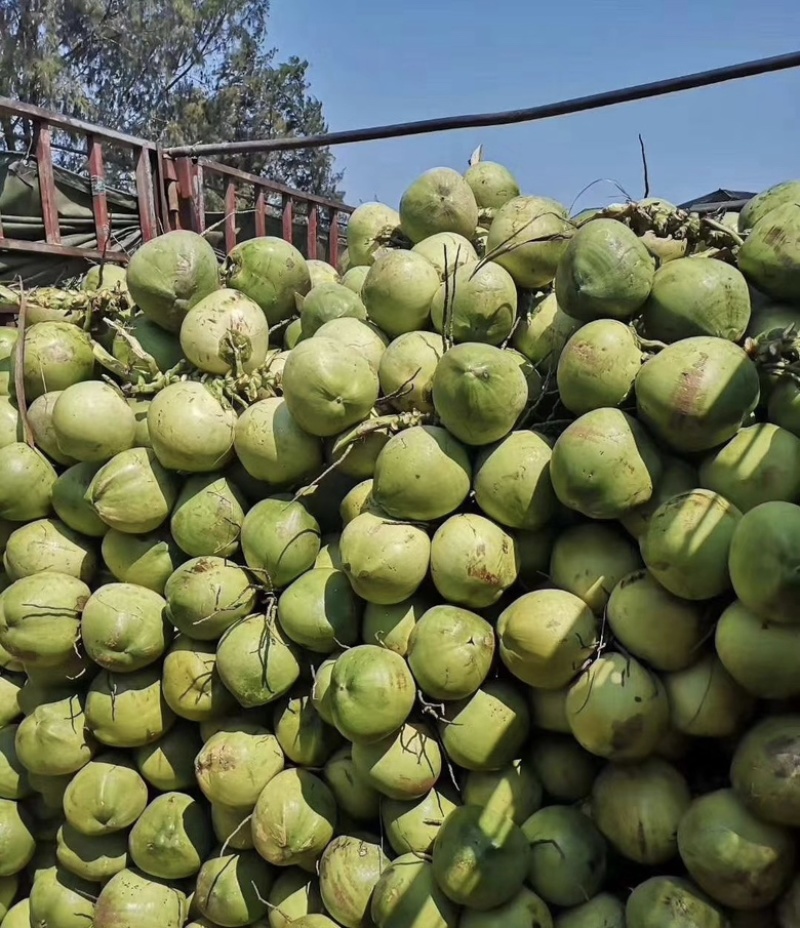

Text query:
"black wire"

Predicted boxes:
[[166, 49, 800, 158]]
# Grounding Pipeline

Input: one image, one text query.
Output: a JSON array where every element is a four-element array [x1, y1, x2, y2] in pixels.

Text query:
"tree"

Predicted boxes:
[[0, 0, 344, 200]]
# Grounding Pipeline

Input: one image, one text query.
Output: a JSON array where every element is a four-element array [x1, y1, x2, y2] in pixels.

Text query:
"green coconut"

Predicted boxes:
[[699, 423, 800, 512], [298, 282, 367, 338], [739, 180, 800, 231], [522, 805, 606, 907], [768, 376, 800, 437], [472, 431, 557, 531], [28, 865, 97, 926], [554, 218, 654, 321], [328, 644, 415, 743], [640, 489, 741, 600], [399, 167, 479, 243], [432, 342, 528, 446], [85, 665, 175, 748], [161, 636, 237, 722], [378, 329, 443, 413], [371, 854, 459, 928], [340, 510, 430, 604], [147, 381, 236, 472], [10, 321, 94, 401], [111, 313, 183, 376], [3, 517, 96, 583], [195, 725, 284, 808], [127, 397, 152, 448], [556, 319, 645, 414], [15, 693, 95, 776], [738, 202, 800, 302], [372, 425, 471, 521], [240, 496, 320, 590], [555, 893, 625, 928], [169, 473, 247, 558], [512, 291, 582, 374], [662, 654, 753, 738], [0, 572, 89, 667], [351, 721, 441, 800], [0, 443, 58, 522], [486, 195, 573, 289], [277, 566, 361, 653], [625, 876, 727, 928], [126, 230, 220, 332], [56, 822, 129, 882], [566, 652, 669, 761], [619, 455, 699, 540], [731, 714, 800, 826], [550, 408, 663, 520], [465, 159, 521, 210], [716, 599, 800, 698], [528, 734, 600, 801], [361, 597, 428, 656], [0, 798, 35, 876], [635, 336, 761, 453], [234, 397, 323, 486], [217, 612, 301, 708], [224, 236, 310, 325], [382, 787, 459, 856], [209, 803, 254, 851], [412, 231, 479, 278], [677, 788, 794, 909], [0, 875, 19, 921], [51, 462, 107, 537], [430, 259, 517, 345], [407, 604, 494, 700], [274, 692, 342, 766], [641, 257, 751, 342], [346, 202, 401, 267], [134, 723, 202, 792], [0, 673, 22, 729], [432, 804, 528, 910], [324, 746, 382, 823], [281, 337, 379, 437], [606, 569, 707, 671], [26, 391, 77, 465], [93, 868, 188, 928], [0, 724, 29, 800], [128, 791, 211, 879], [341, 264, 370, 295], [180, 288, 270, 375], [430, 513, 519, 608], [62, 753, 148, 835], [463, 759, 543, 826], [86, 447, 179, 534], [319, 834, 390, 928], [439, 680, 530, 771], [0, 396, 21, 448], [101, 527, 184, 593], [339, 479, 377, 525], [80, 582, 170, 672], [194, 849, 274, 927], [591, 758, 690, 865], [0, 328, 17, 396], [497, 588, 597, 689], [315, 317, 388, 373], [251, 767, 337, 869], [362, 249, 441, 337], [549, 523, 642, 614], [164, 555, 255, 640]]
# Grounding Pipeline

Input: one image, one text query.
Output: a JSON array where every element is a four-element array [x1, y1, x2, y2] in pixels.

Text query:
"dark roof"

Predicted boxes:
[[679, 188, 756, 211]]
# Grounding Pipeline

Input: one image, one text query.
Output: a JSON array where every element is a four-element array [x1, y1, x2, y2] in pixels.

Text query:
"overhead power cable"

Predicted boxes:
[[165, 50, 800, 158]]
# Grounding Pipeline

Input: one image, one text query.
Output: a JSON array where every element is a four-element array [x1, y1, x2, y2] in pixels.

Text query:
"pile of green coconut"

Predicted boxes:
[[1, 150, 800, 928]]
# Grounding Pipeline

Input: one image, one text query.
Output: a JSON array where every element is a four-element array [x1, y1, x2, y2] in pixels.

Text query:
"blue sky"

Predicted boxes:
[[269, 0, 800, 211]]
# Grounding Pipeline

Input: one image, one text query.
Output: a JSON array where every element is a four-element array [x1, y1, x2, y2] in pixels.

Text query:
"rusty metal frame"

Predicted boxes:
[[0, 96, 353, 277]]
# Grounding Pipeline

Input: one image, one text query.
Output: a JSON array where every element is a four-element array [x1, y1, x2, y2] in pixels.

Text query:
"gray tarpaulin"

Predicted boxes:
[[0, 153, 337, 287]]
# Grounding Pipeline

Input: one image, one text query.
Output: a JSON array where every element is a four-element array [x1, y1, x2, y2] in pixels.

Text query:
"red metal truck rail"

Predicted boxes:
[[0, 97, 353, 291]]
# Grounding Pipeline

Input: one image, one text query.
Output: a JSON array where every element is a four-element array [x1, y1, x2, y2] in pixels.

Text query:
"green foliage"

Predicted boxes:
[[0, 0, 344, 198]]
